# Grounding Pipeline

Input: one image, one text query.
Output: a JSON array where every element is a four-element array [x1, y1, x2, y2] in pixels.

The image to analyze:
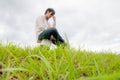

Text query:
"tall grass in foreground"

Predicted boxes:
[[0, 42, 120, 80]]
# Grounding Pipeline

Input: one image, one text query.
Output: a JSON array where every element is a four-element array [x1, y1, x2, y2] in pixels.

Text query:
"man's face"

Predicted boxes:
[[46, 11, 54, 19]]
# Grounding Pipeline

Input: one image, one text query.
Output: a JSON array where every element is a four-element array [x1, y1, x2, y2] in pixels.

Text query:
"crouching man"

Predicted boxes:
[[35, 8, 65, 46]]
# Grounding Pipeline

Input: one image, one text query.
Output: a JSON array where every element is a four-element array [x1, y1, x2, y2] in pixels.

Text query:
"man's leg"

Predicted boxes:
[[38, 27, 65, 45], [38, 29, 51, 40], [48, 28, 64, 44]]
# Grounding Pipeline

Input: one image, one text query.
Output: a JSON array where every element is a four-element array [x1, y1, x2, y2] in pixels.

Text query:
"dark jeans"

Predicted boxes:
[[38, 27, 64, 45]]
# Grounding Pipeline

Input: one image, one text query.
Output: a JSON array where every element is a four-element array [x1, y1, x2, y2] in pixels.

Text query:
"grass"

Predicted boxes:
[[0, 42, 120, 80]]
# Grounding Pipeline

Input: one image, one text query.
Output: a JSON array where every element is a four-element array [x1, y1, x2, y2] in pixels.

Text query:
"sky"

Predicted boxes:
[[0, 0, 120, 53]]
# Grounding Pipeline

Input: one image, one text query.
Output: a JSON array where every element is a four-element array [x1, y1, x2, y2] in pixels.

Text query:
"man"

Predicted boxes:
[[35, 8, 65, 45]]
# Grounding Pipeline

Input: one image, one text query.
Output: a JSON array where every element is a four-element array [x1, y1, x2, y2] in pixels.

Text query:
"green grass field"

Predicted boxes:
[[0, 42, 120, 80]]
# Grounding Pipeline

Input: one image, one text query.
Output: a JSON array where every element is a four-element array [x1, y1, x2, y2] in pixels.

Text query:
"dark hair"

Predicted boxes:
[[44, 8, 55, 15]]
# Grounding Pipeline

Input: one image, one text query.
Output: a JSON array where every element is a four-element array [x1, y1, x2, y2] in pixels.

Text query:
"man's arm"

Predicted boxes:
[[52, 16, 56, 27]]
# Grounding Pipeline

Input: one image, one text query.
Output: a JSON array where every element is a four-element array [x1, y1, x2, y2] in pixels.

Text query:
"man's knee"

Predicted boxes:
[[50, 27, 57, 32]]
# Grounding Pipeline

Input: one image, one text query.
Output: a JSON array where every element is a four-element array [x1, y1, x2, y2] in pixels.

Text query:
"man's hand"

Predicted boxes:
[[52, 16, 56, 26]]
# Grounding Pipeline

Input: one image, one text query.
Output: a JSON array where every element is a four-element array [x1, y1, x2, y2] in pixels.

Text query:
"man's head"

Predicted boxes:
[[44, 8, 55, 19]]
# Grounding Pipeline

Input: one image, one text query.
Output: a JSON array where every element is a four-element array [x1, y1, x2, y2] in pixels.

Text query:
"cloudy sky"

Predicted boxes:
[[0, 0, 120, 53]]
